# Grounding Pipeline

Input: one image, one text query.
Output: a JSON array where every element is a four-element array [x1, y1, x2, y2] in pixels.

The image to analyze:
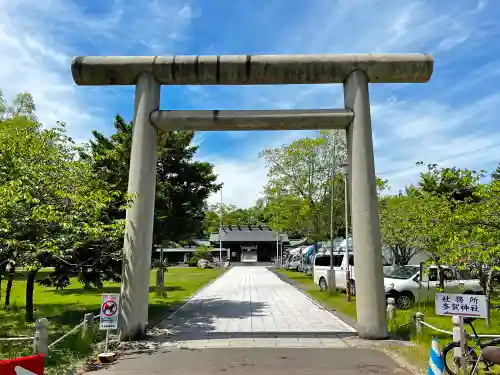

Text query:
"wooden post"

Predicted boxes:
[[386, 297, 396, 327], [412, 312, 424, 341], [33, 318, 49, 355], [156, 268, 165, 297], [82, 313, 94, 339]]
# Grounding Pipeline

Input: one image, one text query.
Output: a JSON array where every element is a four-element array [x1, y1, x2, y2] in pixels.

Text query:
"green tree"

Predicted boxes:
[[202, 201, 273, 236], [491, 163, 500, 181], [0, 89, 36, 122], [0, 112, 120, 320], [260, 130, 347, 246], [416, 162, 483, 203], [83, 115, 220, 246], [379, 194, 425, 265], [437, 181, 500, 324]]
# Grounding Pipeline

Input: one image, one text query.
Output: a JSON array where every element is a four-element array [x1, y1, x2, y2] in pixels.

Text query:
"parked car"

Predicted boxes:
[[285, 253, 302, 271], [313, 252, 355, 294], [313, 252, 391, 295], [384, 265, 483, 309]]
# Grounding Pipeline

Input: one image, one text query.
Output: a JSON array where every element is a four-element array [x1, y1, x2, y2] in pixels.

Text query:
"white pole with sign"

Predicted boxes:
[[436, 293, 488, 375], [100, 293, 120, 353]]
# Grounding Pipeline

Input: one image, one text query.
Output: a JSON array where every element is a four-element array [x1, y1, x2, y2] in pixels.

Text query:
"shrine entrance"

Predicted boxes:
[[71, 53, 434, 340]]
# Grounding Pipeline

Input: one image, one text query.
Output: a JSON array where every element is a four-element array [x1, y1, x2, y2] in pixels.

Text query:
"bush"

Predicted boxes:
[[186, 246, 214, 267], [187, 256, 199, 267]]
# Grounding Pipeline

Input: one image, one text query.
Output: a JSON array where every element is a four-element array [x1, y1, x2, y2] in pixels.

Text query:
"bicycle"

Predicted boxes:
[[442, 317, 500, 375]]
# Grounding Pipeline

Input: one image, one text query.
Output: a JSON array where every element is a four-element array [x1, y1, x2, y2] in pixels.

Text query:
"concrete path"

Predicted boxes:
[[88, 268, 415, 374], [98, 347, 413, 375], [159, 266, 356, 346]]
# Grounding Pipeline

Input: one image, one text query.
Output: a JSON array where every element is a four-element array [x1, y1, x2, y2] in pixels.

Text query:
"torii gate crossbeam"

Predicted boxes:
[[70, 53, 433, 341]]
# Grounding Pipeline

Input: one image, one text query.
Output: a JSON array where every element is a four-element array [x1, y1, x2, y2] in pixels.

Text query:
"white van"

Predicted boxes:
[[313, 252, 354, 294], [313, 252, 392, 295]]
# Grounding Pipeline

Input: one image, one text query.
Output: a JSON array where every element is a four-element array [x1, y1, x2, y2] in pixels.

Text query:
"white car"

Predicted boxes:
[[313, 252, 392, 295], [313, 252, 355, 294], [384, 265, 483, 309]]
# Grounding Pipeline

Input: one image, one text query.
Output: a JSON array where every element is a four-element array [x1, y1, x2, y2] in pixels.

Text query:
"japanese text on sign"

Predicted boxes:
[[100, 293, 120, 330], [435, 293, 487, 318]]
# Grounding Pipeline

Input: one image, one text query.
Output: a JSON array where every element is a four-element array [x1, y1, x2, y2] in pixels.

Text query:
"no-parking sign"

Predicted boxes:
[[100, 293, 120, 330]]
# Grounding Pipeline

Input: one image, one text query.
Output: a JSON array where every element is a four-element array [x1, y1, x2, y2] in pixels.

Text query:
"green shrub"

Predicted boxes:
[[187, 256, 199, 267], [185, 246, 214, 267]]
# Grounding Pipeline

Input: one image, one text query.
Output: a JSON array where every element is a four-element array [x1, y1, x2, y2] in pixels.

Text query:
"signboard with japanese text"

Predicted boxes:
[[100, 293, 120, 330], [435, 293, 488, 318]]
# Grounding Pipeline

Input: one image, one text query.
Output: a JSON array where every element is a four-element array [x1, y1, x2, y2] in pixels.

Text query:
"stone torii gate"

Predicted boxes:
[[71, 54, 434, 340]]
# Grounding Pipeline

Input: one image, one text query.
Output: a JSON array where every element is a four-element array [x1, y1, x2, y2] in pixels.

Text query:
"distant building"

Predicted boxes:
[[209, 224, 292, 263], [153, 225, 308, 264]]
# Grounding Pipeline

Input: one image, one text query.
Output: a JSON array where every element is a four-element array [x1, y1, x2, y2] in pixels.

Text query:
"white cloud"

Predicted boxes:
[[207, 155, 268, 208], [0, 0, 195, 142], [202, 0, 498, 207], [199, 129, 318, 207], [372, 87, 500, 193], [2, 0, 499, 210]]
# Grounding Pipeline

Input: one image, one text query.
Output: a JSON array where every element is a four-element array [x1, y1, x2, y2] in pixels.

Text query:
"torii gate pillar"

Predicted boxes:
[[71, 54, 433, 340]]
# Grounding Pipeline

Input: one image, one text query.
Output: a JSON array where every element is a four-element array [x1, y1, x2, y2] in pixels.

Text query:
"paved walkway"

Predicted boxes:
[[90, 267, 415, 374], [158, 266, 356, 347], [98, 348, 413, 375]]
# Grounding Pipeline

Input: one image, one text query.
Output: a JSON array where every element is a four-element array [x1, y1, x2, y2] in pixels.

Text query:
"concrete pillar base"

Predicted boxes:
[[357, 326, 391, 340]]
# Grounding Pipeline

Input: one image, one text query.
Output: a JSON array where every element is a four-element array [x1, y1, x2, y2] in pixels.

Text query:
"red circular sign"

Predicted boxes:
[[102, 300, 118, 317]]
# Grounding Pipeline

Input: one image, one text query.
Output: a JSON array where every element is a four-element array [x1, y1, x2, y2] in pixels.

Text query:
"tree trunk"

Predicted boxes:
[[438, 266, 445, 292], [5, 274, 13, 308], [25, 270, 37, 322]]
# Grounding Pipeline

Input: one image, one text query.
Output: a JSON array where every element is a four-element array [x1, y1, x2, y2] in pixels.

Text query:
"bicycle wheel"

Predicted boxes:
[[442, 341, 479, 375]]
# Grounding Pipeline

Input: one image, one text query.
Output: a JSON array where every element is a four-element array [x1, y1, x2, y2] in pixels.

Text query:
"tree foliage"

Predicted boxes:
[[379, 195, 424, 265], [0, 98, 123, 319], [380, 163, 500, 291], [0, 90, 220, 319], [75, 115, 220, 278], [259, 130, 347, 241]]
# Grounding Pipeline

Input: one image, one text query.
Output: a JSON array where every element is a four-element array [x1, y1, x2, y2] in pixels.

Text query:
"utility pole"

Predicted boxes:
[[219, 187, 223, 266], [344, 164, 352, 302], [330, 133, 336, 271], [276, 230, 279, 266], [276, 198, 281, 266], [328, 132, 337, 293]]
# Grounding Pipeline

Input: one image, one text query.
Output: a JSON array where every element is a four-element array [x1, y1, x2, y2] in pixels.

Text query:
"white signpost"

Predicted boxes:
[[435, 293, 488, 318], [436, 293, 488, 375], [100, 293, 120, 352]]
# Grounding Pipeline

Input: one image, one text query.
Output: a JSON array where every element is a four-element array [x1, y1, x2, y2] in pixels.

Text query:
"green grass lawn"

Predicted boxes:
[[277, 269, 500, 371], [0, 267, 223, 373]]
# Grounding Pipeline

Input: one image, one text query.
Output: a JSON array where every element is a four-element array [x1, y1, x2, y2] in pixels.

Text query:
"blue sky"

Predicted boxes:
[[1, 0, 500, 207]]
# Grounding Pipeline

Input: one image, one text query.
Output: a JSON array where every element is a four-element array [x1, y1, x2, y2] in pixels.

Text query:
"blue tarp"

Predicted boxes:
[[305, 243, 323, 263]]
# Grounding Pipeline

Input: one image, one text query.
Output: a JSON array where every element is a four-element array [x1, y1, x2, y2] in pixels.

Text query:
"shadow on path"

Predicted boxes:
[[147, 297, 356, 342], [150, 298, 266, 340]]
